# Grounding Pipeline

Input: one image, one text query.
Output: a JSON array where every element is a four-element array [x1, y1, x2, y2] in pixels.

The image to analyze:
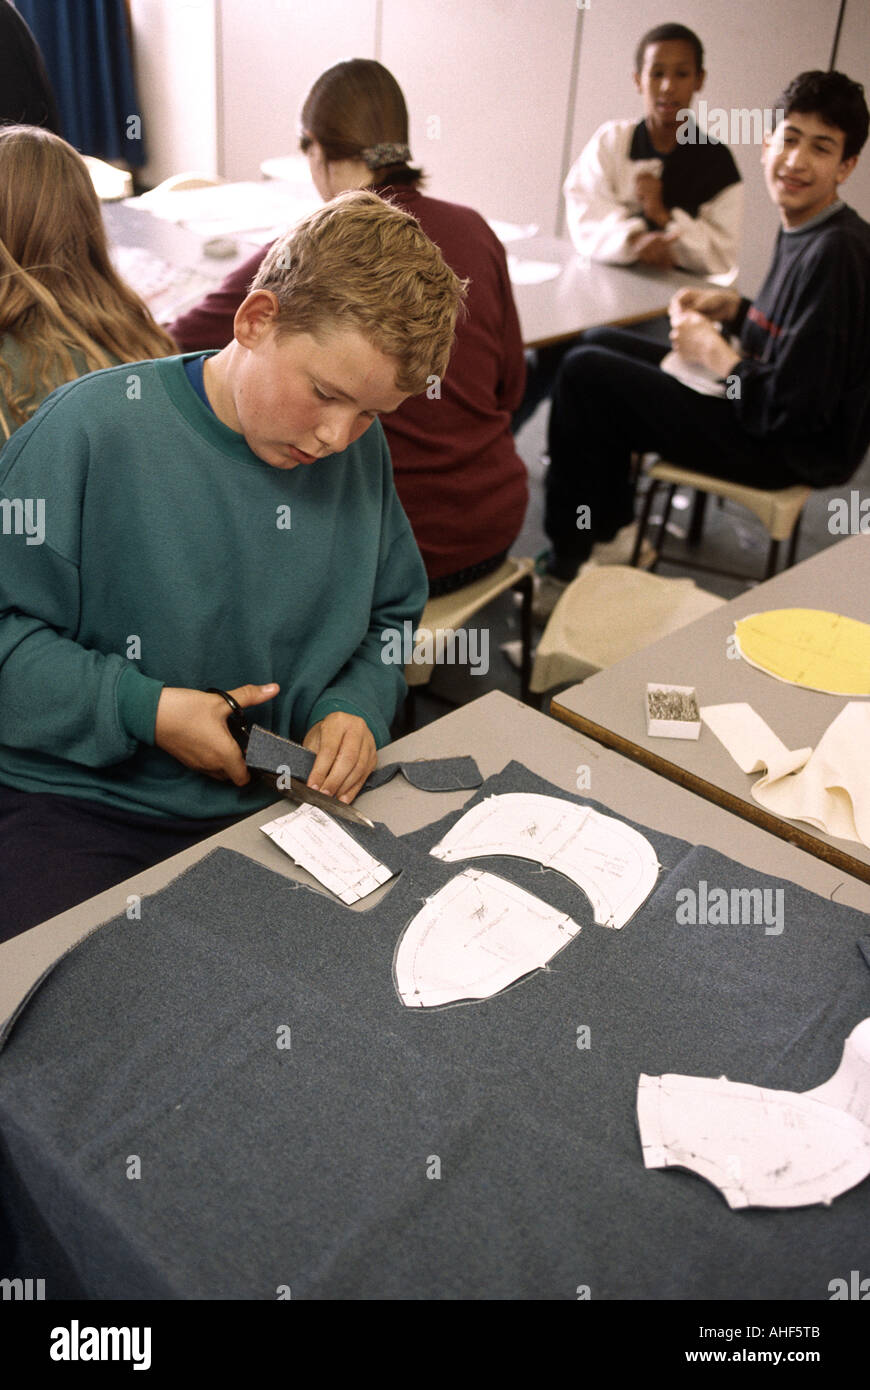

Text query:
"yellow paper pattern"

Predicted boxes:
[[734, 609, 870, 695]]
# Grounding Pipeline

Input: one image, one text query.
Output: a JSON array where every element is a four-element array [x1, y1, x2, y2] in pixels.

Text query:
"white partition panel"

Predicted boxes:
[[836, 0, 870, 220], [380, 0, 579, 233], [130, 0, 219, 188], [217, 0, 379, 181], [565, 0, 844, 296]]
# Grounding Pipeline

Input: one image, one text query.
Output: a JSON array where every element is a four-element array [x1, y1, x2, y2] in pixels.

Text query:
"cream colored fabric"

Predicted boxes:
[[531, 563, 724, 692], [701, 701, 870, 848]]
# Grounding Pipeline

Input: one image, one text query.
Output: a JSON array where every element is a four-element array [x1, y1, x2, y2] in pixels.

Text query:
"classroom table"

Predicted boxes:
[[1, 692, 868, 1301], [104, 190, 701, 347], [505, 233, 703, 347], [551, 534, 870, 884]]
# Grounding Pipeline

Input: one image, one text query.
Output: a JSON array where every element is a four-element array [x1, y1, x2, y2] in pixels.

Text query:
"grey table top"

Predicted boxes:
[[551, 535, 870, 882], [104, 199, 702, 350], [2, 690, 867, 1036], [507, 234, 706, 347]]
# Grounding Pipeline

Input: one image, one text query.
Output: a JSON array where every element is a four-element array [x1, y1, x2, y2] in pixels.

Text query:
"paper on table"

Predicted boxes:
[[261, 803, 393, 905], [637, 1017, 870, 1209], [659, 350, 727, 397], [734, 608, 870, 695], [700, 701, 870, 847], [486, 218, 540, 243], [506, 254, 561, 285], [394, 867, 581, 1008], [429, 793, 659, 928]]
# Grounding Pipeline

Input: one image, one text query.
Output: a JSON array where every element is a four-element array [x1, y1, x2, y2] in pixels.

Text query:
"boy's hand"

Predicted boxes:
[[303, 712, 377, 803], [670, 286, 741, 323], [154, 683, 279, 785], [630, 230, 679, 267], [669, 309, 742, 377], [634, 172, 669, 227]]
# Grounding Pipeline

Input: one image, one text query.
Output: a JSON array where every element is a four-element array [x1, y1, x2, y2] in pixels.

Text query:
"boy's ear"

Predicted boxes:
[[837, 153, 859, 185], [233, 290, 280, 348]]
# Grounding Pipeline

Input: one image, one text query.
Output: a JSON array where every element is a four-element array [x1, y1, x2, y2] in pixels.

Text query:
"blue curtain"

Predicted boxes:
[[16, 0, 145, 166]]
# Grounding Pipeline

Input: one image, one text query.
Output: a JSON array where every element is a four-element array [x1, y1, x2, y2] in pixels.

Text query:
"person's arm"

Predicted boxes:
[[0, 398, 166, 766], [168, 244, 269, 351], [563, 124, 648, 265], [729, 236, 864, 443], [665, 180, 744, 278], [303, 426, 428, 750]]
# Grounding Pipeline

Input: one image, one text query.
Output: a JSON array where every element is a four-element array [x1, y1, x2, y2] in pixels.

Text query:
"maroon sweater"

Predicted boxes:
[[170, 183, 528, 580]]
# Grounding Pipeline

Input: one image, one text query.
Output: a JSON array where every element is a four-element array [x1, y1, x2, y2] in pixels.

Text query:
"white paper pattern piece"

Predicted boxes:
[[394, 868, 581, 1008], [260, 803, 393, 905], [700, 701, 870, 848], [659, 350, 727, 397], [637, 1018, 870, 1209], [507, 254, 561, 285], [429, 793, 659, 928]]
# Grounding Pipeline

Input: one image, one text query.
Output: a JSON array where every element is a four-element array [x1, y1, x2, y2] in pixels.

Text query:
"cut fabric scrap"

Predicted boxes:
[[393, 867, 581, 1008], [246, 725, 482, 792], [637, 1018, 870, 1210], [700, 701, 870, 848], [734, 608, 870, 695], [261, 803, 394, 905], [429, 792, 659, 928]]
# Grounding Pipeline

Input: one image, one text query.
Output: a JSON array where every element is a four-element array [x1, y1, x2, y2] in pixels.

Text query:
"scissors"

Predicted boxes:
[[206, 688, 375, 829]]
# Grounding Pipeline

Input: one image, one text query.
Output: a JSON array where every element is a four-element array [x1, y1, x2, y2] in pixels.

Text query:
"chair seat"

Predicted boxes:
[[405, 556, 535, 686], [647, 462, 811, 541]]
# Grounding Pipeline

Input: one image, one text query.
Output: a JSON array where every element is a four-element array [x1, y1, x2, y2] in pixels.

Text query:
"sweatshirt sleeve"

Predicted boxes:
[[168, 244, 270, 351], [731, 233, 865, 446], [563, 123, 648, 265], [667, 179, 743, 278], [306, 431, 428, 746], [0, 396, 164, 766]]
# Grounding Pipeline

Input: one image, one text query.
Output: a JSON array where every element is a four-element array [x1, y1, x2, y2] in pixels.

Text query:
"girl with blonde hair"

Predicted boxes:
[[0, 124, 175, 438]]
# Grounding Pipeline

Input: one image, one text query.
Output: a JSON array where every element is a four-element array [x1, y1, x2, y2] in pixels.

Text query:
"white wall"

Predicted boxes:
[[837, 0, 870, 227], [217, 0, 378, 181], [380, 0, 578, 231], [129, 0, 219, 187]]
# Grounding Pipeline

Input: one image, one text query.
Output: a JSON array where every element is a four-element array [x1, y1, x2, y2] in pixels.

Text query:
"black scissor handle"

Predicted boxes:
[[206, 687, 251, 753]]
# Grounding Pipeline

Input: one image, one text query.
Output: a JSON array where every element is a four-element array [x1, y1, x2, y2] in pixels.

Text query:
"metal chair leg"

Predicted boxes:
[[631, 477, 659, 566], [687, 490, 708, 547], [514, 573, 534, 704], [654, 484, 677, 562], [764, 537, 781, 580], [786, 511, 804, 568]]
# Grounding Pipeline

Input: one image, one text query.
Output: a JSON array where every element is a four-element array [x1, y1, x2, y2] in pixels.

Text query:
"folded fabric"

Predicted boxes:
[[700, 701, 870, 848], [245, 724, 483, 793]]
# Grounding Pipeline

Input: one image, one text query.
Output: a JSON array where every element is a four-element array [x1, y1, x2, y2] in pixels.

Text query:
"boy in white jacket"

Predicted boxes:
[[564, 22, 742, 278]]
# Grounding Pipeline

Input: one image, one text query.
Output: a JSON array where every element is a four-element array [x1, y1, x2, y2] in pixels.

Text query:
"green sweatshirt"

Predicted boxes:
[[0, 355, 428, 818]]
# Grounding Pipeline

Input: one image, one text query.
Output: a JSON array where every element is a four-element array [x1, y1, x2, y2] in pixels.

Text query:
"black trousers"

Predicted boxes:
[[544, 327, 799, 574], [0, 784, 241, 941]]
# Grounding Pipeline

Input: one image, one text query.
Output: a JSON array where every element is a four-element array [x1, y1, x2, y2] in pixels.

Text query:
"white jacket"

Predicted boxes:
[[564, 119, 743, 278]]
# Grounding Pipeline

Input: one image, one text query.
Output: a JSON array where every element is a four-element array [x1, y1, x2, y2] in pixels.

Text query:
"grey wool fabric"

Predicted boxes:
[[0, 761, 869, 1300], [245, 723, 483, 792]]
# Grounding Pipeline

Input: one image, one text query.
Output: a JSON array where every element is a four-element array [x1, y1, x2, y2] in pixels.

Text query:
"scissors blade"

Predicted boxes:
[[257, 771, 375, 829]]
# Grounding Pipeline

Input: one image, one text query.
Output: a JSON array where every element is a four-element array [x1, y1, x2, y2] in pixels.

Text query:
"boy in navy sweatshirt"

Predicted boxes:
[[542, 70, 870, 587], [0, 191, 464, 936]]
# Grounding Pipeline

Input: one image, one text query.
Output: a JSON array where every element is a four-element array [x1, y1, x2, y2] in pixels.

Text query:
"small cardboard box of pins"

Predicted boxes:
[[645, 683, 701, 740]]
